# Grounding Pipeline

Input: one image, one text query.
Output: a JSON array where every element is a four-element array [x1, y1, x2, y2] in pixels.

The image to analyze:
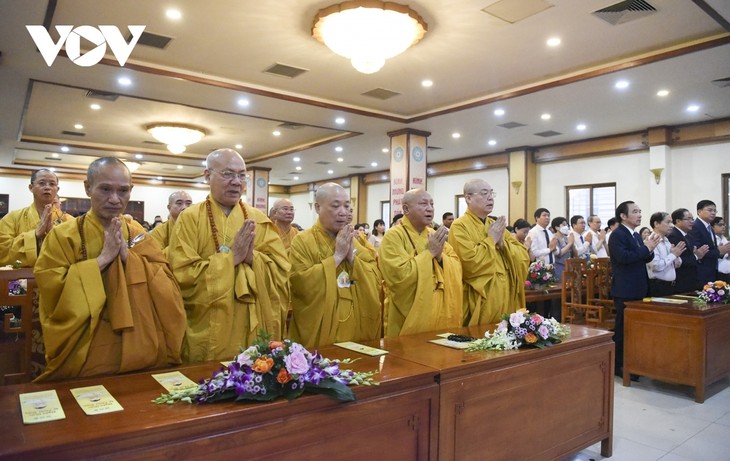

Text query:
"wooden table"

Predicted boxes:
[[0, 346, 439, 460], [368, 325, 615, 461], [525, 286, 561, 303], [624, 298, 730, 403]]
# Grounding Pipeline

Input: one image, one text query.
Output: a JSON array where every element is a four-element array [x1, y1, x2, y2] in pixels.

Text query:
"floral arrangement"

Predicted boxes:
[[525, 260, 556, 289], [467, 308, 570, 351], [583, 253, 598, 269], [154, 334, 378, 405], [697, 280, 729, 305]]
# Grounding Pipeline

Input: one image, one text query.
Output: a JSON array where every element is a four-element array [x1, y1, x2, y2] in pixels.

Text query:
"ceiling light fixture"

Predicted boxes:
[[124, 161, 140, 173], [146, 123, 206, 154], [657, 89, 669, 97], [312, 1, 427, 74]]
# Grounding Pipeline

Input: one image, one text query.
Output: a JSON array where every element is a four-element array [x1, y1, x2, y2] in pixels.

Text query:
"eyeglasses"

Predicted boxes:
[[469, 190, 497, 198], [210, 169, 246, 181]]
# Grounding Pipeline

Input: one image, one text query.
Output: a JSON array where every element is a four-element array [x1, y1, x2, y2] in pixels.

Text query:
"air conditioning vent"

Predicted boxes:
[[278, 122, 305, 130], [44, 156, 62, 161], [428, 145, 442, 150], [361, 88, 401, 100], [61, 130, 85, 136], [481, 0, 554, 24], [131, 31, 173, 49], [315, 161, 331, 165], [498, 122, 527, 129], [349, 165, 365, 169], [534, 130, 562, 137], [712, 77, 730, 88], [85, 90, 119, 101], [593, 0, 657, 25], [264, 63, 308, 79], [143, 140, 165, 145]]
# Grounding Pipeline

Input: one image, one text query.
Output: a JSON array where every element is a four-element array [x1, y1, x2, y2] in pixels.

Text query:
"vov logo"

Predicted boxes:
[[26, 25, 146, 67]]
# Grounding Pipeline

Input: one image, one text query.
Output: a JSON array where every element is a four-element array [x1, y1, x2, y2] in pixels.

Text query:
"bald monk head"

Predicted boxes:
[[315, 183, 351, 237], [463, 179, 495, 220], [84, 157, 133, 227], [204, 148, 247, 213], [167, 190, 193, 221], [270, 198, 295, 227], [29, 168, 60, 211], [402, 189, 435, 233]]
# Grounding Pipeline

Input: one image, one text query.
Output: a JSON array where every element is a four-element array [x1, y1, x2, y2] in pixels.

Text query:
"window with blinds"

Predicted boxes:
[[566, 183, 616, 225]]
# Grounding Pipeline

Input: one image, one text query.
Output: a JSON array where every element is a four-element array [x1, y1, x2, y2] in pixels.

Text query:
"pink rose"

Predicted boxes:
[[284, 350, 310, 375]]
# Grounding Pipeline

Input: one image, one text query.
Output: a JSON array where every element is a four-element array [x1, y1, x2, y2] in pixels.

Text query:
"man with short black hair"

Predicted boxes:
[[690, 200, 730, 285], [570, 215, 591, 257], [668, 208, 706, 293], [527, 207, 557, 265], [442, 212, 454, 229]]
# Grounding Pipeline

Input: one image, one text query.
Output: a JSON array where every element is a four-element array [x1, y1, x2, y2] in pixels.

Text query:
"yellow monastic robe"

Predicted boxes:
[[274, 224, 299, 251], [0, 203, 72, 267], [149, 218, 174, 253], [448, 210, 530, 326], [357, 232, 378, 259], [168, 198, 290, 363], [379, 217, 463, 336], [289, 220, 382, 348], [34, 210, 186, 382]]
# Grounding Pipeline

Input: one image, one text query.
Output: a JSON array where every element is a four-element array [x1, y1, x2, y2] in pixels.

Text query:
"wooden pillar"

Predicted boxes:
[[349, 174, 367, 224], [646, 127, 673, 214], [387, 128, 431, 220], [246, 166, 270, 212], [507, 147, 537, 223]]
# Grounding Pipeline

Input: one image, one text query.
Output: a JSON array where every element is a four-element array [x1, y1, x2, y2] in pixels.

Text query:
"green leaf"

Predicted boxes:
[[304, 380, 356, 402]]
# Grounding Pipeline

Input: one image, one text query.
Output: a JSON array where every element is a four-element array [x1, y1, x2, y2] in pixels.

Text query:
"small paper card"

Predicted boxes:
[[19, 390, 66, 424], [151, 371, 198, 392], [334, 342, 388, 356], [428, 338, 475, 350], [649, 297, 688, 304], [70, 385, 123, 415]]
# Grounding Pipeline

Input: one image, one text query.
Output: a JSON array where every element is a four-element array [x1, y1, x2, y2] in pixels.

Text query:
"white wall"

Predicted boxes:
[[670, 142, 729, 211], [365, 182, 390, 227], [427, 169, 509, 220]]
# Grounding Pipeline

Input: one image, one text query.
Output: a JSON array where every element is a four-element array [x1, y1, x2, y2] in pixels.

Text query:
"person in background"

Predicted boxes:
[[587, 215, 608, 257], [512, 218, 534, 262], [550, 217, 575, 282], [690, 200, 730, 285], [711, 216, 730, 280], [0, 169, 73, 267], [369, 219, 386, 250], [391, 213, 404, 228], [527, 207, 557, 265], [269, 198, 298, 251], [441, 212, 454, 229], [646, 211, 685, 297], [149, 190, 193, 254], [639, 227, 651, 241], [667, 208, 706, 294], [604, 217, 619, 256], [570, 215, 591, 257]]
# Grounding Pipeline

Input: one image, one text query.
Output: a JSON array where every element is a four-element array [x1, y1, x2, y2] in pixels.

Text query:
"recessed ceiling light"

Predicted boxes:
[[452, 132, 461, 139], [74, 123, 83, 130], [493, 109, 505, 116], [52, 153, 59, 158], [686, 104, 700, 112], [657, 89, 670, 97], [327, 169, 334, 174], [546, 37, 561, 47], [90, 103, 101, 110], [382, 148, 389, 153], [293, 156, 300, 162], [615, 80, 629, 89], [237, 98, 249, 107], [576, 124, 587, 131], [337, 157, 344, 162], [177, 165, 183, 169], [201, 160, 207, 166], [293, 176, 299, 180], [370, 162, 378, 167], [135, 153, 143, 159], [488, 139, 497, 146], [49, 167, 56, 172], [235, 144, 243, 149], [335, 117, 345, 125], [166, 9, 182, 20], [157, 176, 163, 180], [541, 113, 551, 120], [421, 79, 433, 87], [273, 130, 281, 136], [60, 146, 69, 152], [117, 77, 132, 86], [335, 146, 343, 152], [295, 166, 302, 171]]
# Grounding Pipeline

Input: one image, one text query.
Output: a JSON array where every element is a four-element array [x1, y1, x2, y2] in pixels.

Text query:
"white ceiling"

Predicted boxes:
[[1, 0, 729, 186]]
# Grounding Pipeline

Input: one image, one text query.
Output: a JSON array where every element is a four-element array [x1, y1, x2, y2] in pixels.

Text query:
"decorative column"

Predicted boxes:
[[646, 127, 672, 214], [349, 174, 367, 224], [387, 128, 430, 219], [507, 147, 537, 223], [246, 166, 271, 212]]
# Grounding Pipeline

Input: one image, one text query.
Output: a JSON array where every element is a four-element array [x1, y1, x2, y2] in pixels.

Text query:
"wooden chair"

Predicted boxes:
[[561, 258, 615, 329], [561, 258, 589, 324], [587, 258, 615, 329], [0, 268, 36, 385]]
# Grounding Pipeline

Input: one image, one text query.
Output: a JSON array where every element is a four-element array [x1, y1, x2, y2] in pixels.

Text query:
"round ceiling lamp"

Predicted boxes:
[[146, 123, 207, 154], [312, 1, 427, 74]]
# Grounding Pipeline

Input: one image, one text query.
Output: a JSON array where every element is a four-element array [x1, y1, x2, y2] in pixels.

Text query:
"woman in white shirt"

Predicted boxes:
[[647, 211, 686, 296], [368, 219, 386, 250], [550, 217, 575, 282], [711, 217, 730, 276]]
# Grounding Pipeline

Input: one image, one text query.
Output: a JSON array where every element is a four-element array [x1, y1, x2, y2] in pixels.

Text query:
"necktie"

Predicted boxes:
[[580, 235, 584, 244], [707, 224, 717, 248], [633, 232, 643, 247], [543, 229, 553, 263]]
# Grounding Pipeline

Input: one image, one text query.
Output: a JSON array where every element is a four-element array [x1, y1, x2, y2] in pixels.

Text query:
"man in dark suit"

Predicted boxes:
[[689, 200, 730, 286], [608, 201, 660, 378], [668, 208, 707, 294]]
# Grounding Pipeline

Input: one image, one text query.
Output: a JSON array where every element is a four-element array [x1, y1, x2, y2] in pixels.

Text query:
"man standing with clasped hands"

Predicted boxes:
[[168, 148, 290, 363]]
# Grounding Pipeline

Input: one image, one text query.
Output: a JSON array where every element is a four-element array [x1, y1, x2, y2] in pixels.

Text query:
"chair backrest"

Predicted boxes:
[[592, 257, 613, 301], [561, 258, 588, 322], [0, 268, 36, 384]]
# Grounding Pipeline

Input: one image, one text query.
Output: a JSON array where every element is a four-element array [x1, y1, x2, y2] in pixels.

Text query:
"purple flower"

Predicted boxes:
[[284, 349, 311, 375], [509, 312, 525, 327], [538, 325, 550, 339]]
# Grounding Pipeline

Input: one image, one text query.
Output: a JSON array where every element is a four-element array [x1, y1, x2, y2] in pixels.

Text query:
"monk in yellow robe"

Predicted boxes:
[[149, 190, 193, 255], [34, 158, 186, 382], [168, 148, 290, 363], [289, 183, 382, 348], [269, 198, 298, 250], [448, 179, 529, 325], [379, 189, 463, 336], [0, 169, 73, 267]]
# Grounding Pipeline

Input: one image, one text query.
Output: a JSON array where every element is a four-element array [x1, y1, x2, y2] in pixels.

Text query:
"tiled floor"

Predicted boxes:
[[567, 376, 730, 461]]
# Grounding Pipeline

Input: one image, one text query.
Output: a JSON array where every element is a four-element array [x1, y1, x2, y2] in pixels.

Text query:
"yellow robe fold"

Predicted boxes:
[[168, 198, 290, 363], [149, 218, 174, 254], [34, 210, 186, 382], [379, 217, 463, 336], [448, 210, 529, 326], [0, 203, 72, 267], [289, 221, 382, 348], [274, 224, 299, 251]]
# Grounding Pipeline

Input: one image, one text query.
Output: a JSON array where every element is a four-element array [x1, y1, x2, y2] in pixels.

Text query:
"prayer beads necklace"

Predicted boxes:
[[77, 214, 132, 261], [206, 198, 248, 253]]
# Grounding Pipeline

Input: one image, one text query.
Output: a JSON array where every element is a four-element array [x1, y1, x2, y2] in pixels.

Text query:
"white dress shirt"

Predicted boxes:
[[572, 230, 591, 257], [527, 224, 556, 264], [588, 229, 608, 257], [647, 234, 681, 281]]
